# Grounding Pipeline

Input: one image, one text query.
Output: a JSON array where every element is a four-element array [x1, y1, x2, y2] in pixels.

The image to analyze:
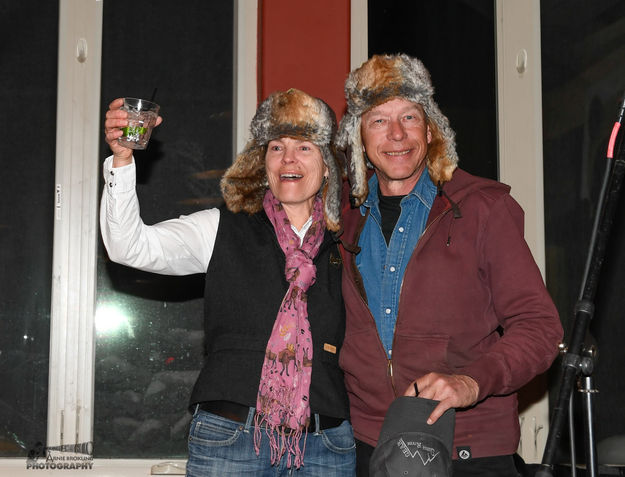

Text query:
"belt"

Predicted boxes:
[[197, 400, 344, 431]]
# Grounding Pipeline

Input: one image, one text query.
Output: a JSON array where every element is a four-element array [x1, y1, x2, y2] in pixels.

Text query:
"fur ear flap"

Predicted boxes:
[[347, 118, 369, 207], [425, 119, 456, 185], [220, 142, 267, 214], [336, 114, 369, 207], [320, 144, 342, 232]]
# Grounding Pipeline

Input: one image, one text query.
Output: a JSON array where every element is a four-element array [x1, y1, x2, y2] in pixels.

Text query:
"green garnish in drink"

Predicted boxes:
[[122, 126, 147, 136]]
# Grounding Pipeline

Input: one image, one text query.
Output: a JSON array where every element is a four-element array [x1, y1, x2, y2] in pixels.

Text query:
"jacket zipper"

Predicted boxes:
[[387, 357, 397, 396], [346, 216, 396, 396], [388, 205, 454, 396], [348, 197, 457, 397], [349, 264, 393, 390]]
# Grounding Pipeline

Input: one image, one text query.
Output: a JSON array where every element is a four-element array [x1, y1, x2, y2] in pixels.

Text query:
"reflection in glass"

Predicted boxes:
[[96, 303, 135, 338], [541, 0, 625, 459], [0, 0, 58, 457], [95, 0, 233, 458]]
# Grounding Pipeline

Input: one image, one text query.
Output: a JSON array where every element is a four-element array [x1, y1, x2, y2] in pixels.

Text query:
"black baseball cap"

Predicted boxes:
[[369, 396, 455, 477]]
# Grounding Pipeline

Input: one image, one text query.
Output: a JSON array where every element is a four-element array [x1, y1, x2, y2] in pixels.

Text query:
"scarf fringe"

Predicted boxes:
[[253, 412, 308, 469]]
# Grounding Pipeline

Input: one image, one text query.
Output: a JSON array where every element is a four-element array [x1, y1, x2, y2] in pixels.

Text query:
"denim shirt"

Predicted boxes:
[[356, 171, 437, 358]]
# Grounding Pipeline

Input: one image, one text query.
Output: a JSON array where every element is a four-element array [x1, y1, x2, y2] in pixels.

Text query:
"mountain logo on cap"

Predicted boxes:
[[397, 437, 441, 465]]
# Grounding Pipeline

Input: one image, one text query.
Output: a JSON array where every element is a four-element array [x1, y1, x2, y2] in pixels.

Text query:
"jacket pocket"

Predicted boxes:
[[339, 328, 392, 396], [392, 334, 453, 391]]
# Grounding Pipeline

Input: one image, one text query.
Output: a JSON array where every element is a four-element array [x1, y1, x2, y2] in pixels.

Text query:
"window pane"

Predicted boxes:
[[368, 0, 498, 180], [95, 0, 233, 458], [541, 0, 625, 455], [0, 0, 58, 457]]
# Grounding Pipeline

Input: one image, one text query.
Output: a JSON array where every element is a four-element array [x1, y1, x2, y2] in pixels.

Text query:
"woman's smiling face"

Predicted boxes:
[[265, 136, 327, 221]]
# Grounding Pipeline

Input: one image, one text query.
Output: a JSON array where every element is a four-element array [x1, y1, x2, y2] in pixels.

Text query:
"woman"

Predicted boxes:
[[101, 88, 355, 476]]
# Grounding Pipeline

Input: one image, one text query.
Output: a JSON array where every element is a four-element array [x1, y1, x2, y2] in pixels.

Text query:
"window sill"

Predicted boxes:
[[0, 458, 186, 476]]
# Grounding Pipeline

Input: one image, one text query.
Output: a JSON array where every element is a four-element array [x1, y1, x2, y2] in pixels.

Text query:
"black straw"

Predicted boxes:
[[149, 88, 158, 102]]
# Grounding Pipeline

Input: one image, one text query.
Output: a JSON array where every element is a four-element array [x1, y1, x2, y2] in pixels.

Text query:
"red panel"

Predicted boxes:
[[258, 0, 351, 120]]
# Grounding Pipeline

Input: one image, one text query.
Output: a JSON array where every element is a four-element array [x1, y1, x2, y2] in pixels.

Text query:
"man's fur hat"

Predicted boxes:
[[336, 53, 459, 206], [221, 88, 343, 231]]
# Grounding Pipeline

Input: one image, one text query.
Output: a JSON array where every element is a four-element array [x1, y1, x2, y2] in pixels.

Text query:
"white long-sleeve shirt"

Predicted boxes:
[[100, 156, 220, 275], [100, 156, 311, 275]]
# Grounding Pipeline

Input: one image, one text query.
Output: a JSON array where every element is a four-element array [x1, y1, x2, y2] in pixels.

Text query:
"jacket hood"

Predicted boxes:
[[428, 169, 511, 234]]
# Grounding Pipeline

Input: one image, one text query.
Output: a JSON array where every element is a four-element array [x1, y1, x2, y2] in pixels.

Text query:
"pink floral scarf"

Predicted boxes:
[[254, 189, 325, 468]]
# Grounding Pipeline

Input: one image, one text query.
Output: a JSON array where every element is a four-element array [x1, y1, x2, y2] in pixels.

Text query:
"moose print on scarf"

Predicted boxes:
[[278, 343, 296, 376]]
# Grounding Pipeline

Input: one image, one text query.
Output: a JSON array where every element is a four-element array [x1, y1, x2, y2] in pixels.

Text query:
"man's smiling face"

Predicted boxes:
[[361, 98, 432, 196]]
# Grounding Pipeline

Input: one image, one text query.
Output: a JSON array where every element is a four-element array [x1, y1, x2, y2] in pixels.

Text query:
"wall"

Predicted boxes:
[[257, 0, 351, 119]]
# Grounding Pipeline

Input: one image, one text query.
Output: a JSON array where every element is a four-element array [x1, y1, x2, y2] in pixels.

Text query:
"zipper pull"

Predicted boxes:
[[387, 358, 398, 397]]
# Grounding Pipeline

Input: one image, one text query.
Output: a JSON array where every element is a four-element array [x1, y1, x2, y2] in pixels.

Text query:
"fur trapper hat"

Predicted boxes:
[[221, 88, 343, 231], [336, 53, 459, 206]]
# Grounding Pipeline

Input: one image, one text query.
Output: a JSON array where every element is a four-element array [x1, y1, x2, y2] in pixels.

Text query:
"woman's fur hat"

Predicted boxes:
[[336, 53, 459, 206], [221, 88, 343, 231]]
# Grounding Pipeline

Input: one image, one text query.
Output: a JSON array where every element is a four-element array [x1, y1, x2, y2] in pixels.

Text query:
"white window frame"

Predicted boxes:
[[495, 0, 550, 463], [234, 0, 259, 156], [1, 1, 257, 475], [350, 0, 368, 70]]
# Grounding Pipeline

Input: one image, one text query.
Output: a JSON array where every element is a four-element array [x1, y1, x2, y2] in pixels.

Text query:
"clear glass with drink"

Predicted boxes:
[[117, 97, 160, 150]]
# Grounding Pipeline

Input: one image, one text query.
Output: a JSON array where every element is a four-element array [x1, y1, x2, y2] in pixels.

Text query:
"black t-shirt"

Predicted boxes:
[[377, 185, 405, 245]]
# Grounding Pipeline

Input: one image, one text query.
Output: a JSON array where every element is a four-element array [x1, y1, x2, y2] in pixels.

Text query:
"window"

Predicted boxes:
[[368, 0, 498, 181], [0, 1, 259, 474], [94, 0, 233, 458], [541, 0, 625, 459], [0, 0, 58, 458]]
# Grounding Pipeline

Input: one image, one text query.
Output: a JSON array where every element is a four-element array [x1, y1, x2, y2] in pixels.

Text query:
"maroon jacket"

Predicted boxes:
[[338, 168, 563, 458]]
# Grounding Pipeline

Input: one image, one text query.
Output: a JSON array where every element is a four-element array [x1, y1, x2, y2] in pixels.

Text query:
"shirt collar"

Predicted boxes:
[[291, 215, 313, 245], [362, 170, 437, 211]]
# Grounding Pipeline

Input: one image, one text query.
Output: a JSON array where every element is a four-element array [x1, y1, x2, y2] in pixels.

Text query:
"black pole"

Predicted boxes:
[[537, 96, 625, 477]]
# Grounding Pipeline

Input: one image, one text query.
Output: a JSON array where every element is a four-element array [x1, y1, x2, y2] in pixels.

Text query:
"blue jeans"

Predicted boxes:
[[186, 406, 356, 477]]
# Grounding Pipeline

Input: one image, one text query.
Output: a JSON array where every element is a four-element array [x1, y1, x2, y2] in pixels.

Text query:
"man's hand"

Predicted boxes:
[[403, 373, 479, 424]]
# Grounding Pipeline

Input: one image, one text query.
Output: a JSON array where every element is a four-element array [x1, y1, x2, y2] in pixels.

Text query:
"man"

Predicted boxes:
[[336, 54, 563, 476]]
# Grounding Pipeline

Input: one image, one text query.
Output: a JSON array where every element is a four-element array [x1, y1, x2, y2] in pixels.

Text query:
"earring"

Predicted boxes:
[[318, 176, 328, 194]]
